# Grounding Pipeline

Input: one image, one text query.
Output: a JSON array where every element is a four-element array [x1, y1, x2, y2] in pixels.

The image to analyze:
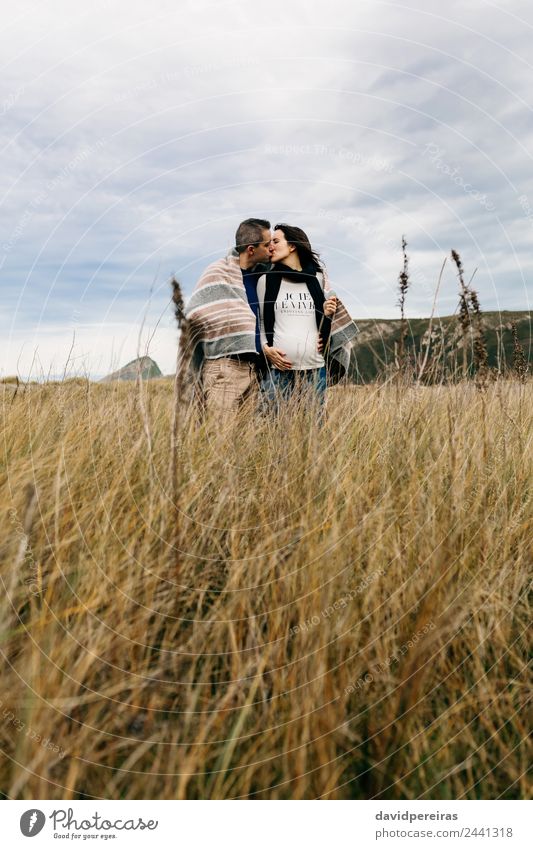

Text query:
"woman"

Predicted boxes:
[[257, 223, 339, 407]]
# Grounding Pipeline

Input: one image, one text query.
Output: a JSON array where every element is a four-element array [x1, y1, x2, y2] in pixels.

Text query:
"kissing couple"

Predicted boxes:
[[184, 218, 359, 412]]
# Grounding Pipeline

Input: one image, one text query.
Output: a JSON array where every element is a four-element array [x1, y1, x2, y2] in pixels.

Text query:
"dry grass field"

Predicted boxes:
[[1, 377, 531, 799]]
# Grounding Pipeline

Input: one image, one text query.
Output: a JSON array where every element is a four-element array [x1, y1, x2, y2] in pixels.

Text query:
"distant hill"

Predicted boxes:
[[348, 310, 531, 382], [101, 356, 162, 382]]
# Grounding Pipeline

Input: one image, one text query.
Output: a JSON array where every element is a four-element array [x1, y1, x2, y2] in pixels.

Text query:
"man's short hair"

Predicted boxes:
[[235, 218, 271, 254]]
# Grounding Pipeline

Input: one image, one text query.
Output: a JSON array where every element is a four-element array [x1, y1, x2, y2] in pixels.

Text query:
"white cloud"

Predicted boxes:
[[1, 0, 531, 375]]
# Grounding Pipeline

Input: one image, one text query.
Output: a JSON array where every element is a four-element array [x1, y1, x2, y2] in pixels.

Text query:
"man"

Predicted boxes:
[[185, 218, 272, 412]]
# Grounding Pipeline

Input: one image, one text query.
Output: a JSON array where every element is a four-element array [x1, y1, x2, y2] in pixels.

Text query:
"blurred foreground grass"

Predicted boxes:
[[0, 378, 531, 799]]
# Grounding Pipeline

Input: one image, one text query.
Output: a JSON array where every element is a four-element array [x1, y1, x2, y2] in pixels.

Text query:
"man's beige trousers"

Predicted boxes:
[[202, 358, 258, 413]]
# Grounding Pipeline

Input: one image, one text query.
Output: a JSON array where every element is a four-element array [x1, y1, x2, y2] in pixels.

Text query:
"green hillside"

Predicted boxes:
[[348, 310, 531, 382]]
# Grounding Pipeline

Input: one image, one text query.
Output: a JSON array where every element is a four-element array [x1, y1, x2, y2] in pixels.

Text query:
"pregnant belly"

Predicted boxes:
[[274, 330, 325, 370]]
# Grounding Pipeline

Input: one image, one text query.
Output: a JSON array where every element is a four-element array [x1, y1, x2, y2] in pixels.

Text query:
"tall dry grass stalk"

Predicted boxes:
[[451, 250, 489, 387], [169, 276, 192, 506], [511, 321, 528, 383], [395, 236, 411, 380], [416, 258, 446, 386], [0, 379, 531, 799]]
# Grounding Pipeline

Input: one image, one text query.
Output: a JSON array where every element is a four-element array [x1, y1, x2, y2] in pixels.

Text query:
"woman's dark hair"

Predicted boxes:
[[274, 223, 322, 272]]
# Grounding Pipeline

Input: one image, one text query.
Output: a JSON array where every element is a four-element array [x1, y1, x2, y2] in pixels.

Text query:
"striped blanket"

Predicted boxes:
[[185, 252, 359, 376]]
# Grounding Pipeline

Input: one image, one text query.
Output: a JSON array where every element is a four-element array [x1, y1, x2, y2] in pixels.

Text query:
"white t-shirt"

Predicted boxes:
[[257, 273, 325, 370]]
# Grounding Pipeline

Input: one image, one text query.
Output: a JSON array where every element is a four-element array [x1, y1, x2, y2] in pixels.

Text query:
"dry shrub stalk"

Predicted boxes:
[[511, 321, 528, 382], [395, 236, 411, 379], [451, 250, 489, 387]]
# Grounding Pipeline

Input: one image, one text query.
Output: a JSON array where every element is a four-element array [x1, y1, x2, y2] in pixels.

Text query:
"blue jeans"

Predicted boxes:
[[260, 366, 327, 411]]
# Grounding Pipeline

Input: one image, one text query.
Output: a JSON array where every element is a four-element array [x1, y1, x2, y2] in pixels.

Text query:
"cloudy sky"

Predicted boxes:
[[1, 0, 532, 377]]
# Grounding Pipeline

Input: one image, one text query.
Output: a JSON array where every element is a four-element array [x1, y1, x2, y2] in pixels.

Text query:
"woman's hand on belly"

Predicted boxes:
[[263, 344, 292, 371]]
